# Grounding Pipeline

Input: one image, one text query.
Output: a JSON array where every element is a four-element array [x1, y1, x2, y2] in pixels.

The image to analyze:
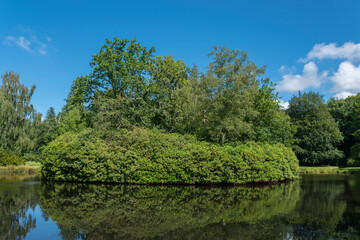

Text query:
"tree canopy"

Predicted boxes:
[[0, 72, 41, 155], [287, 92, 343, 165], [2, 37, 359, 168]]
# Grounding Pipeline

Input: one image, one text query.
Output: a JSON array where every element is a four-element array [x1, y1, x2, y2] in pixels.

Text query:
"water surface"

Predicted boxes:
[[1, 175, 359, 239]]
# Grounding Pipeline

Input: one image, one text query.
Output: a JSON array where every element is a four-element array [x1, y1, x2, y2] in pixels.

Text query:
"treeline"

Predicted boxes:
[[0, 37, 359, 170]]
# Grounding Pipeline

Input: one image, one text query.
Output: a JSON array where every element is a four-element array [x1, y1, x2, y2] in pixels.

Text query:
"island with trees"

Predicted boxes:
[[1, 38, 360, 183]]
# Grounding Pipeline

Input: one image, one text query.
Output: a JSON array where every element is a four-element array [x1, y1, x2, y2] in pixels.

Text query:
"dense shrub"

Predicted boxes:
[[0, 149, 25, 166], [41, 128, 299, 183]]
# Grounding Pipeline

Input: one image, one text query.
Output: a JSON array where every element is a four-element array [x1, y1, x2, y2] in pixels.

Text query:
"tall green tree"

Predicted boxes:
[[63, 76, 93, 112], [0, 72, 41, 155], [87, 38, 156, 129], [327, 96, 358, 164], [37, 107, 60, 151], [201, 47, 261, 145], [183, 46, 292, 145], [64, 40, 293, 147], [348, 93, 360, 165], [90, 37, 155, 99], [149, 55, 190, 132], [287, 92, 343, 165]]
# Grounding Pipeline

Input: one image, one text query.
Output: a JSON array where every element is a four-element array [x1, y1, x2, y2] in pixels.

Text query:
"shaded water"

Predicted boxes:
[[0, 175, 359, 239]]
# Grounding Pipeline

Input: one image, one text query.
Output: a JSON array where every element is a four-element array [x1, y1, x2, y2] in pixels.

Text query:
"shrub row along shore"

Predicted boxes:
[[0, 163, 41, 175], [300, 166, 360, 175], [41, 128, 299, 184]]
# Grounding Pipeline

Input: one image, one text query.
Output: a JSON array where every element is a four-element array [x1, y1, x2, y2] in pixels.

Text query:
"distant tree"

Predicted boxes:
[[0, 71, 42, 155], [327, 96, 358, 164], [287, 92, 343, 165], [348, 93, 360, 166], [37, 107, 60, 151]]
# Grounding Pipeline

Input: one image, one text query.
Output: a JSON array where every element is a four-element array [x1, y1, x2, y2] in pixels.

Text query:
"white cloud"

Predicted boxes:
[[277, 62, 328, 92], [300, 42, 360, 62], [331, 61, 360, 98], [4, 36, 32, 52], [3, 26, 52, 55], [334, 91, 355, 99], [279, 100, 289, 109], [279, 65, 296, 74]]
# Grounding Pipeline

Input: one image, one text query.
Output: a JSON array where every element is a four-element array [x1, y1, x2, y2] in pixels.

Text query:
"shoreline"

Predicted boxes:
[[0, 163, 41, 175], [300, 166, 360, 175]]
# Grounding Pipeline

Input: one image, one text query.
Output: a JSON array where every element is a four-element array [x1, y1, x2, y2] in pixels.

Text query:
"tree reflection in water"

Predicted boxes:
[[1, 175, 360, 240], [0, 176, 39, 240]]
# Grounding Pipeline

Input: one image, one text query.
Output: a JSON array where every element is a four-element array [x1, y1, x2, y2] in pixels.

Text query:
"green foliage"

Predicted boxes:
[[63, 76, 93, 111], [67, 39, 293, 147], [328, 95, 358, 164], [172, 47, 293, 145], [0, 149, 25, 166], [90, 37, 155, 99], [42, 128, 299, 183], [348, 94, 360, 166], [300, 166, 341, 174], [327, 93, 360, 166], [149, 55, 190, 131], [0, 72, 42, 155], [348, 143, 360, 166], [36, 107, 60, 153], [1, 41, 298, 182], [57, 107, 87, 135], [287, 92, 343, 166], [23, 152, 42, 163]]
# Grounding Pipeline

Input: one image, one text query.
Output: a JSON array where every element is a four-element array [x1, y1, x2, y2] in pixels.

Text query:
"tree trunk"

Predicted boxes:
[[221, 132, 226, 146]]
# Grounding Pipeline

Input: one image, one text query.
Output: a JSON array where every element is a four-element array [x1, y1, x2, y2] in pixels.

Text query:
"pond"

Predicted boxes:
[[0, 174, 359, 239]]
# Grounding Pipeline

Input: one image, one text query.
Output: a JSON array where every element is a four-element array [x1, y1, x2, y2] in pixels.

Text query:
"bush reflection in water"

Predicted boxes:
[[1, 175, 360, 239]]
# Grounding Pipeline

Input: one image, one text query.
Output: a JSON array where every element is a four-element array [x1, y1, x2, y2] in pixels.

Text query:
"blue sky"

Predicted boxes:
[[1, 0, 360, 114]]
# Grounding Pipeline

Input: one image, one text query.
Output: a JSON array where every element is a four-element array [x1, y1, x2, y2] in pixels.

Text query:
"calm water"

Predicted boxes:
[[1, 175, 360, 240]]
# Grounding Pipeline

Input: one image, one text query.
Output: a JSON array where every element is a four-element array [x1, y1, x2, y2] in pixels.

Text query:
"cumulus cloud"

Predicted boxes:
[[279, 100, 289, 109], [277, 62, 328, 92], [331, 61, 360, 98], [300, 42, 360, 62], [334, 91, 355, 99]]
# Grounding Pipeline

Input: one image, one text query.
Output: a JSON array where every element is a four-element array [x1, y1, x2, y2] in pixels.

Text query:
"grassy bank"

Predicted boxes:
[[0, 161, 41, 175], [300, 166, 360, 175]]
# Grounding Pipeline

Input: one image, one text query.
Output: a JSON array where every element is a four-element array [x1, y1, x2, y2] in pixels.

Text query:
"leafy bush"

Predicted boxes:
[[0, 149, 25, 166], [41, 128, 299, 183]]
